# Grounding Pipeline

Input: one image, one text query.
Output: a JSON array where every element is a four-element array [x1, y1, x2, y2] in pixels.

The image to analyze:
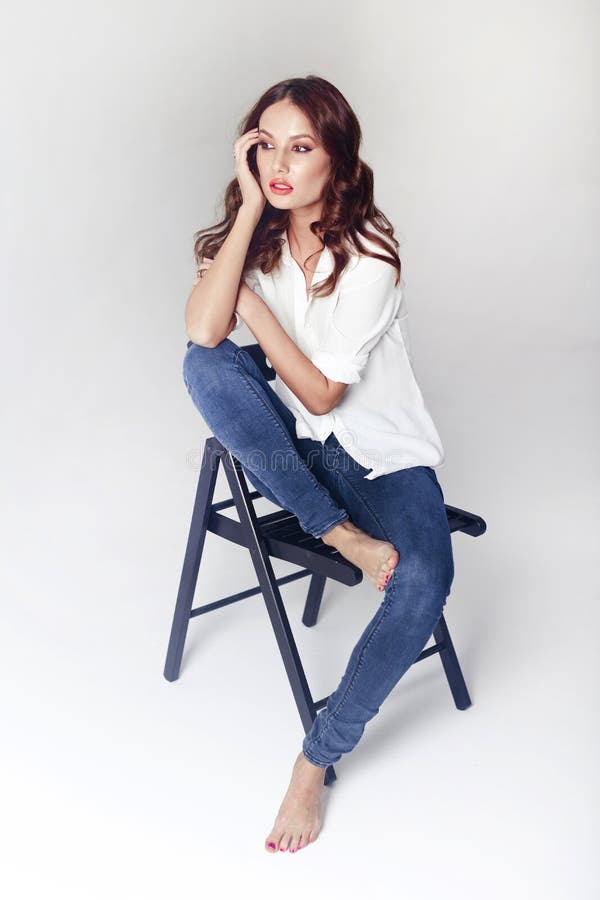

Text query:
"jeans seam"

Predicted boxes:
[[304, 601, 392, 756], [335, 468, 394, 545], [231, 350, 345, 529]]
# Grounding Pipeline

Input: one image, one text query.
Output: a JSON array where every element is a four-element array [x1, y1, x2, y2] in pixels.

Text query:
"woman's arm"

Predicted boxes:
[[238, 287, 348, 416], [185, 205, 261, 346], [186, 127, 264, 346]]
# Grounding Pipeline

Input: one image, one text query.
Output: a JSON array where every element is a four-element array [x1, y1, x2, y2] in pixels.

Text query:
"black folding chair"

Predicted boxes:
[[164, 341, 487, 786]]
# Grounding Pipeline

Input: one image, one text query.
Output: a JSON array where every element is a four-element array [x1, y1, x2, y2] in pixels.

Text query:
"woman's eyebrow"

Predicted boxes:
[[258, 128, 316, 141]]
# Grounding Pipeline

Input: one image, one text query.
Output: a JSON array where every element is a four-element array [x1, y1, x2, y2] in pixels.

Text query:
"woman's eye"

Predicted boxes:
[[257, 142, 311, 153]]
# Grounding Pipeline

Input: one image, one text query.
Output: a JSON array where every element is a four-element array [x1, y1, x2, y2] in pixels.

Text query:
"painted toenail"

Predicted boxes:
[[268, 842, 276, 849]]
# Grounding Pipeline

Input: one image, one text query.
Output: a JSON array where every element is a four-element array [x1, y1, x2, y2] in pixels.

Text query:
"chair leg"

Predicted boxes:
[[222, 451, 337, 786], [301, 574, 327, 627], [433, 613, 472, 710], [164, 440, 221, 682]]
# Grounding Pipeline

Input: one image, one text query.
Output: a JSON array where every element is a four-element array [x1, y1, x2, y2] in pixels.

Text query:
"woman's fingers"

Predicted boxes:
[[233, 127, 266, 215], [192, 256, 215, 285], [233, 128, 260, 155]]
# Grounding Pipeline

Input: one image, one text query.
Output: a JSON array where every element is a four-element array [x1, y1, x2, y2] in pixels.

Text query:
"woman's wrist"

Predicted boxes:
[[237, 203, 263, 229]]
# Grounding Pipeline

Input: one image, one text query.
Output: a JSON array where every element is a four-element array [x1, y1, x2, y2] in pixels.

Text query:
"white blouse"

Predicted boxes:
[[234, 228, 445, 480]]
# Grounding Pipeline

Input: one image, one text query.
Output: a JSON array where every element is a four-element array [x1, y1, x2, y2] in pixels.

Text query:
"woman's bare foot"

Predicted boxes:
[[264, 751, 327, 853], [321, 520, 399, 591]]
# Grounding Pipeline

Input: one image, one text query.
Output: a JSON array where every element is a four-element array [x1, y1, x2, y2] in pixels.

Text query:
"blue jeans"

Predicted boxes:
[[183, 338, 455, 768]]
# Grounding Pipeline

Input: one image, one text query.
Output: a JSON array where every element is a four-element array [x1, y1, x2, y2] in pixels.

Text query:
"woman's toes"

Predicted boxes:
[[279, 834, 291, 852], [382, 556, 398, 578], [265, 834, 280, 852]]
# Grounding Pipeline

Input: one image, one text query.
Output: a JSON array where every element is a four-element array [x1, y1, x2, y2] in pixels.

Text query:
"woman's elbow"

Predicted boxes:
[[185, 327, 223, 348], [185, 329, 209, 348], [310, 396, 338, 416], [317, 381, 349, 415], [185, 313, 230, 347], [185, 312, 236, 348]]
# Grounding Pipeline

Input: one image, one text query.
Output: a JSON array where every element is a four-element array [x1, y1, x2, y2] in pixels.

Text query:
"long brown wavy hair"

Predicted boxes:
[[193, 75, 401, 300]]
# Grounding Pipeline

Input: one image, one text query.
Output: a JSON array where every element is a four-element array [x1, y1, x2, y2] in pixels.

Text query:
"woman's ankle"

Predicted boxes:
[[321, 519, 358, 544]]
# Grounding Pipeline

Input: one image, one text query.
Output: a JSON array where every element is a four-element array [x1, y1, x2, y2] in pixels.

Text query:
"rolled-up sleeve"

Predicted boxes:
[[310, 258, 401, 384]]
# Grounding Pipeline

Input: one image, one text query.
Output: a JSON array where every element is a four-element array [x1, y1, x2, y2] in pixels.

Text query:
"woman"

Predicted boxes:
[[183, 75, 454, 855]]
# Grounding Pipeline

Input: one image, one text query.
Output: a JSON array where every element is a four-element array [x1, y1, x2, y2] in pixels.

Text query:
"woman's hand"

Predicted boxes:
[[192, 256, 214, 286], [234, 127, 266, 218]]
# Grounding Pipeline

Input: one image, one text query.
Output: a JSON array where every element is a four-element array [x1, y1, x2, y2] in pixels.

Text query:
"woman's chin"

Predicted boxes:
[[265, 194, 294, 207]]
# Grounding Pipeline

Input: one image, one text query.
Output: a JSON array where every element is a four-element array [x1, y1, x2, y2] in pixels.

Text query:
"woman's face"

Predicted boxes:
[[256, 99, 331, 216]]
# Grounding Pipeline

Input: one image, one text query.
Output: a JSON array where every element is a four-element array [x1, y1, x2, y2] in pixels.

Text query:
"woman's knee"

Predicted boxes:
[[183, 338, 238, 390], [388, 547, 452, 622]]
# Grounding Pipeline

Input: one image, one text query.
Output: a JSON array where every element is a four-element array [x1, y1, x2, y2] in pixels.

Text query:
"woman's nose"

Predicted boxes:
[[272, 154, 289, 173]]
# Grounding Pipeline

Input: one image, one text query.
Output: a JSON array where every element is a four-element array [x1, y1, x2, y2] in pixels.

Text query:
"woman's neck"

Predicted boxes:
[[287, 215, 325, 259]]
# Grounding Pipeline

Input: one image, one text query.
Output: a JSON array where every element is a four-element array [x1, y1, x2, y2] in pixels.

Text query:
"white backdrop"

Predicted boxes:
[[1, 1, 598, 897]]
